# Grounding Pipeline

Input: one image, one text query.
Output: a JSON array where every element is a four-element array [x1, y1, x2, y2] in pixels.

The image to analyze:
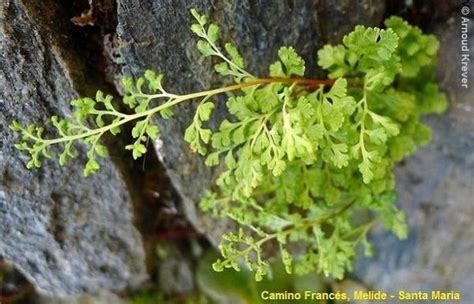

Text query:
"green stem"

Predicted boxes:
[[233, 199, 357, 258], [220, 200, 356, 272], [358, 84, 369, 160], [32, 77, 334, 147], [198, 22, 255, 79]]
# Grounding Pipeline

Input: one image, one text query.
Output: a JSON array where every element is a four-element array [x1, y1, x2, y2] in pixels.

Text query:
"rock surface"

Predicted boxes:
[[116, 0, 386, 243], [117, 0, 474, 299], [2, 0, 472, 299], [0, 0, 146, 296]]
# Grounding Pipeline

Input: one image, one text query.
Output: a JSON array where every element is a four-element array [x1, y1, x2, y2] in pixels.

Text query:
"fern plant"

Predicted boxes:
[[11, 10, 447, 281]]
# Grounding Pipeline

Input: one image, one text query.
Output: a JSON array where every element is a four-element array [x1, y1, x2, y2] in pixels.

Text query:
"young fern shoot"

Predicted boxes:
[[11, 10, 447, 281]]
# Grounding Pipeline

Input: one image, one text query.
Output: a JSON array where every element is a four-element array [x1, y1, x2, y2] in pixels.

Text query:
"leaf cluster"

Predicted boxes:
[[196, 14, 446, 281], [11, 70, 175, 175]]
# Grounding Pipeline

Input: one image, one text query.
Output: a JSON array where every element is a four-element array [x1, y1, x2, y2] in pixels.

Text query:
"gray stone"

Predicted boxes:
[[5, 0, 470, 299], [115, 0, 385, 244], [117, 1, 474, 298], [0, 0, 146, 296], [157, 245, 194, 296]]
